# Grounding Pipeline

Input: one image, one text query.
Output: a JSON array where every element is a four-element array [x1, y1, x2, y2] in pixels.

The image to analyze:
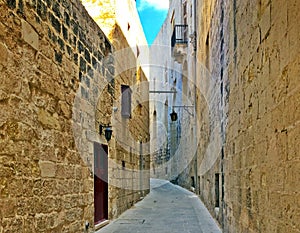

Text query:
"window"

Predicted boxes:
[[121, 85, 132, 118], [191, 176, 195, 188], [205, 34, 210, 71], [164, 66, 168, 83], [215, 173, 220, 208], [182, 75, 187, 103]]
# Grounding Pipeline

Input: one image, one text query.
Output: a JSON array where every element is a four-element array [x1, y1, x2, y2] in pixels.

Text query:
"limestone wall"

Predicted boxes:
[[197, 0, 300, 232], [106, 23, 150, 219], [196, 0, 230, 225], [81, 0, 150, 220], [225, 0, 300, 232], [0, 0, 110, 231], [0, 0, 149, 231]]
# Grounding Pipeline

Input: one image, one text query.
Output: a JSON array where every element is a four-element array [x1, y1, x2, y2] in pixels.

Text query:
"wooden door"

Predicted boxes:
[[94, 142, 108, 224]]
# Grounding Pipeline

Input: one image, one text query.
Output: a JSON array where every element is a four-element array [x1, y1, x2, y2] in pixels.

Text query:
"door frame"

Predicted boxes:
[[94, 142, 109, 225]]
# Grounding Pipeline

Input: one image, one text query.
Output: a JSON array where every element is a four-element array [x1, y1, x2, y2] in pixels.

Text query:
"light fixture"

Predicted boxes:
[[170, 105, 194, 121], [170, 110, 178, 121], [99, 124, 113, 141], [173, 105, 194, 116]]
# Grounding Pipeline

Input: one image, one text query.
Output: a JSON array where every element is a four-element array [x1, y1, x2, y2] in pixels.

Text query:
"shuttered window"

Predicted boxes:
[[121, 85, 132, 118]]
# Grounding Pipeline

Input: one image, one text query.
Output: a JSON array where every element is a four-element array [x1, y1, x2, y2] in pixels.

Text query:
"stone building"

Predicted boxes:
[[150, 0, 300, 232], [81, 0, 150, 224], [149, 0, 198, 189], [0, 0, 149, 232]]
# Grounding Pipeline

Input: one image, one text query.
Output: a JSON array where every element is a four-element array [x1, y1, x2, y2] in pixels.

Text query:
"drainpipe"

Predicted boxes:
[[193, 0, 198, 195], [139, 140, 144, 198]]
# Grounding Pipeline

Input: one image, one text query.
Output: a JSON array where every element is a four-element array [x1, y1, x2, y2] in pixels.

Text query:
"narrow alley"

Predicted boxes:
[[97, 179, 222, 233], [1, 0, 299, 232]]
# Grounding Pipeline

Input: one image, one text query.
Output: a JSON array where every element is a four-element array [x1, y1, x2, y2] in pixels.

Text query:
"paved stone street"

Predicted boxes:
[[96, 179, 222, 233]]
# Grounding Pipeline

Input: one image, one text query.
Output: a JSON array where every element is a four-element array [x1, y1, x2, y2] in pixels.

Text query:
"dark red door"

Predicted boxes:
[[94, 142, 108, 224]]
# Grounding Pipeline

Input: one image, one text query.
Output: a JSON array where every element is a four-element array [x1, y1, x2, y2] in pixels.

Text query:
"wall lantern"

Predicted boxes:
[[170, 110, 178, 121], [99, 124, 113, 141], [170, 105, 194, 121]]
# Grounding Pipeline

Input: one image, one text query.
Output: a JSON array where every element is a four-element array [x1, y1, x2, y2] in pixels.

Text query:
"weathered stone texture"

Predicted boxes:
[[195, 0, 230, 227], [0, 0, 114, 232], [80, 0, 150, 221], [197, 0, 300, 232], [105, 23, 150, 220], [1, 0, 150, 230]]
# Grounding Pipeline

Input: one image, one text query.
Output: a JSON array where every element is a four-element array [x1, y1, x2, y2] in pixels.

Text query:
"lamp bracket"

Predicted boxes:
[[173, 105, 194, 108], [149, 90, 177, 94], [172, 105, 194, 116]]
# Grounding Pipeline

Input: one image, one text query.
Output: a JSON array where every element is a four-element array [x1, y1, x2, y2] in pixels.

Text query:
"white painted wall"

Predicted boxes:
[[150, 0, 198, 185]]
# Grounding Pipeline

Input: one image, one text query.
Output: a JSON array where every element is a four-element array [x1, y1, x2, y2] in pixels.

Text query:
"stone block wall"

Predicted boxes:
[[224, 0, 300, 232], [0, 0, 110, 231], [196, 0, 230, 225], [0, 0, 150, 232], [107, 24, 150, 218], [197, 0, 300, 232], [79, 4, 151, 218]]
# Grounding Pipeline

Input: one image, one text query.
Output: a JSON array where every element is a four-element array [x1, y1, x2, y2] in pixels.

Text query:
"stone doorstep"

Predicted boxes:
[[95, 220, 110, 231]]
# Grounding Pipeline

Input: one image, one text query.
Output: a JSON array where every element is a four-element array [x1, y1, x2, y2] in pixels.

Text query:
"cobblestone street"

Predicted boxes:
[[96, 179, 222, 233]]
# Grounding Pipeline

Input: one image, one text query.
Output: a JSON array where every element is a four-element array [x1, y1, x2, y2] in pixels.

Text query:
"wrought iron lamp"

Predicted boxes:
[[170, 105, 194, 121], [170, 110, 178, 121], [99, 124, 113, 141]]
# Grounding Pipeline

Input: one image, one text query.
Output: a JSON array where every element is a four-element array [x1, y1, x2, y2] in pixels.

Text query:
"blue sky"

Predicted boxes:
[[136, 0, 169, 45]]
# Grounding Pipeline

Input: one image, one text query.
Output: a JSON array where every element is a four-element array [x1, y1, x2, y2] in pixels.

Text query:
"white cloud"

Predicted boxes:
[[138, 0, 169, 11]]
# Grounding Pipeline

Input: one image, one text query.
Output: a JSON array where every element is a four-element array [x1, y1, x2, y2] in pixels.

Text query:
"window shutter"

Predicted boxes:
[[121, 85, 131, 118]]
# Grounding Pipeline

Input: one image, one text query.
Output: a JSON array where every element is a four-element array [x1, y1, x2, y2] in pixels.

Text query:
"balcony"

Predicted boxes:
[[171, 25, 188, 63]]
